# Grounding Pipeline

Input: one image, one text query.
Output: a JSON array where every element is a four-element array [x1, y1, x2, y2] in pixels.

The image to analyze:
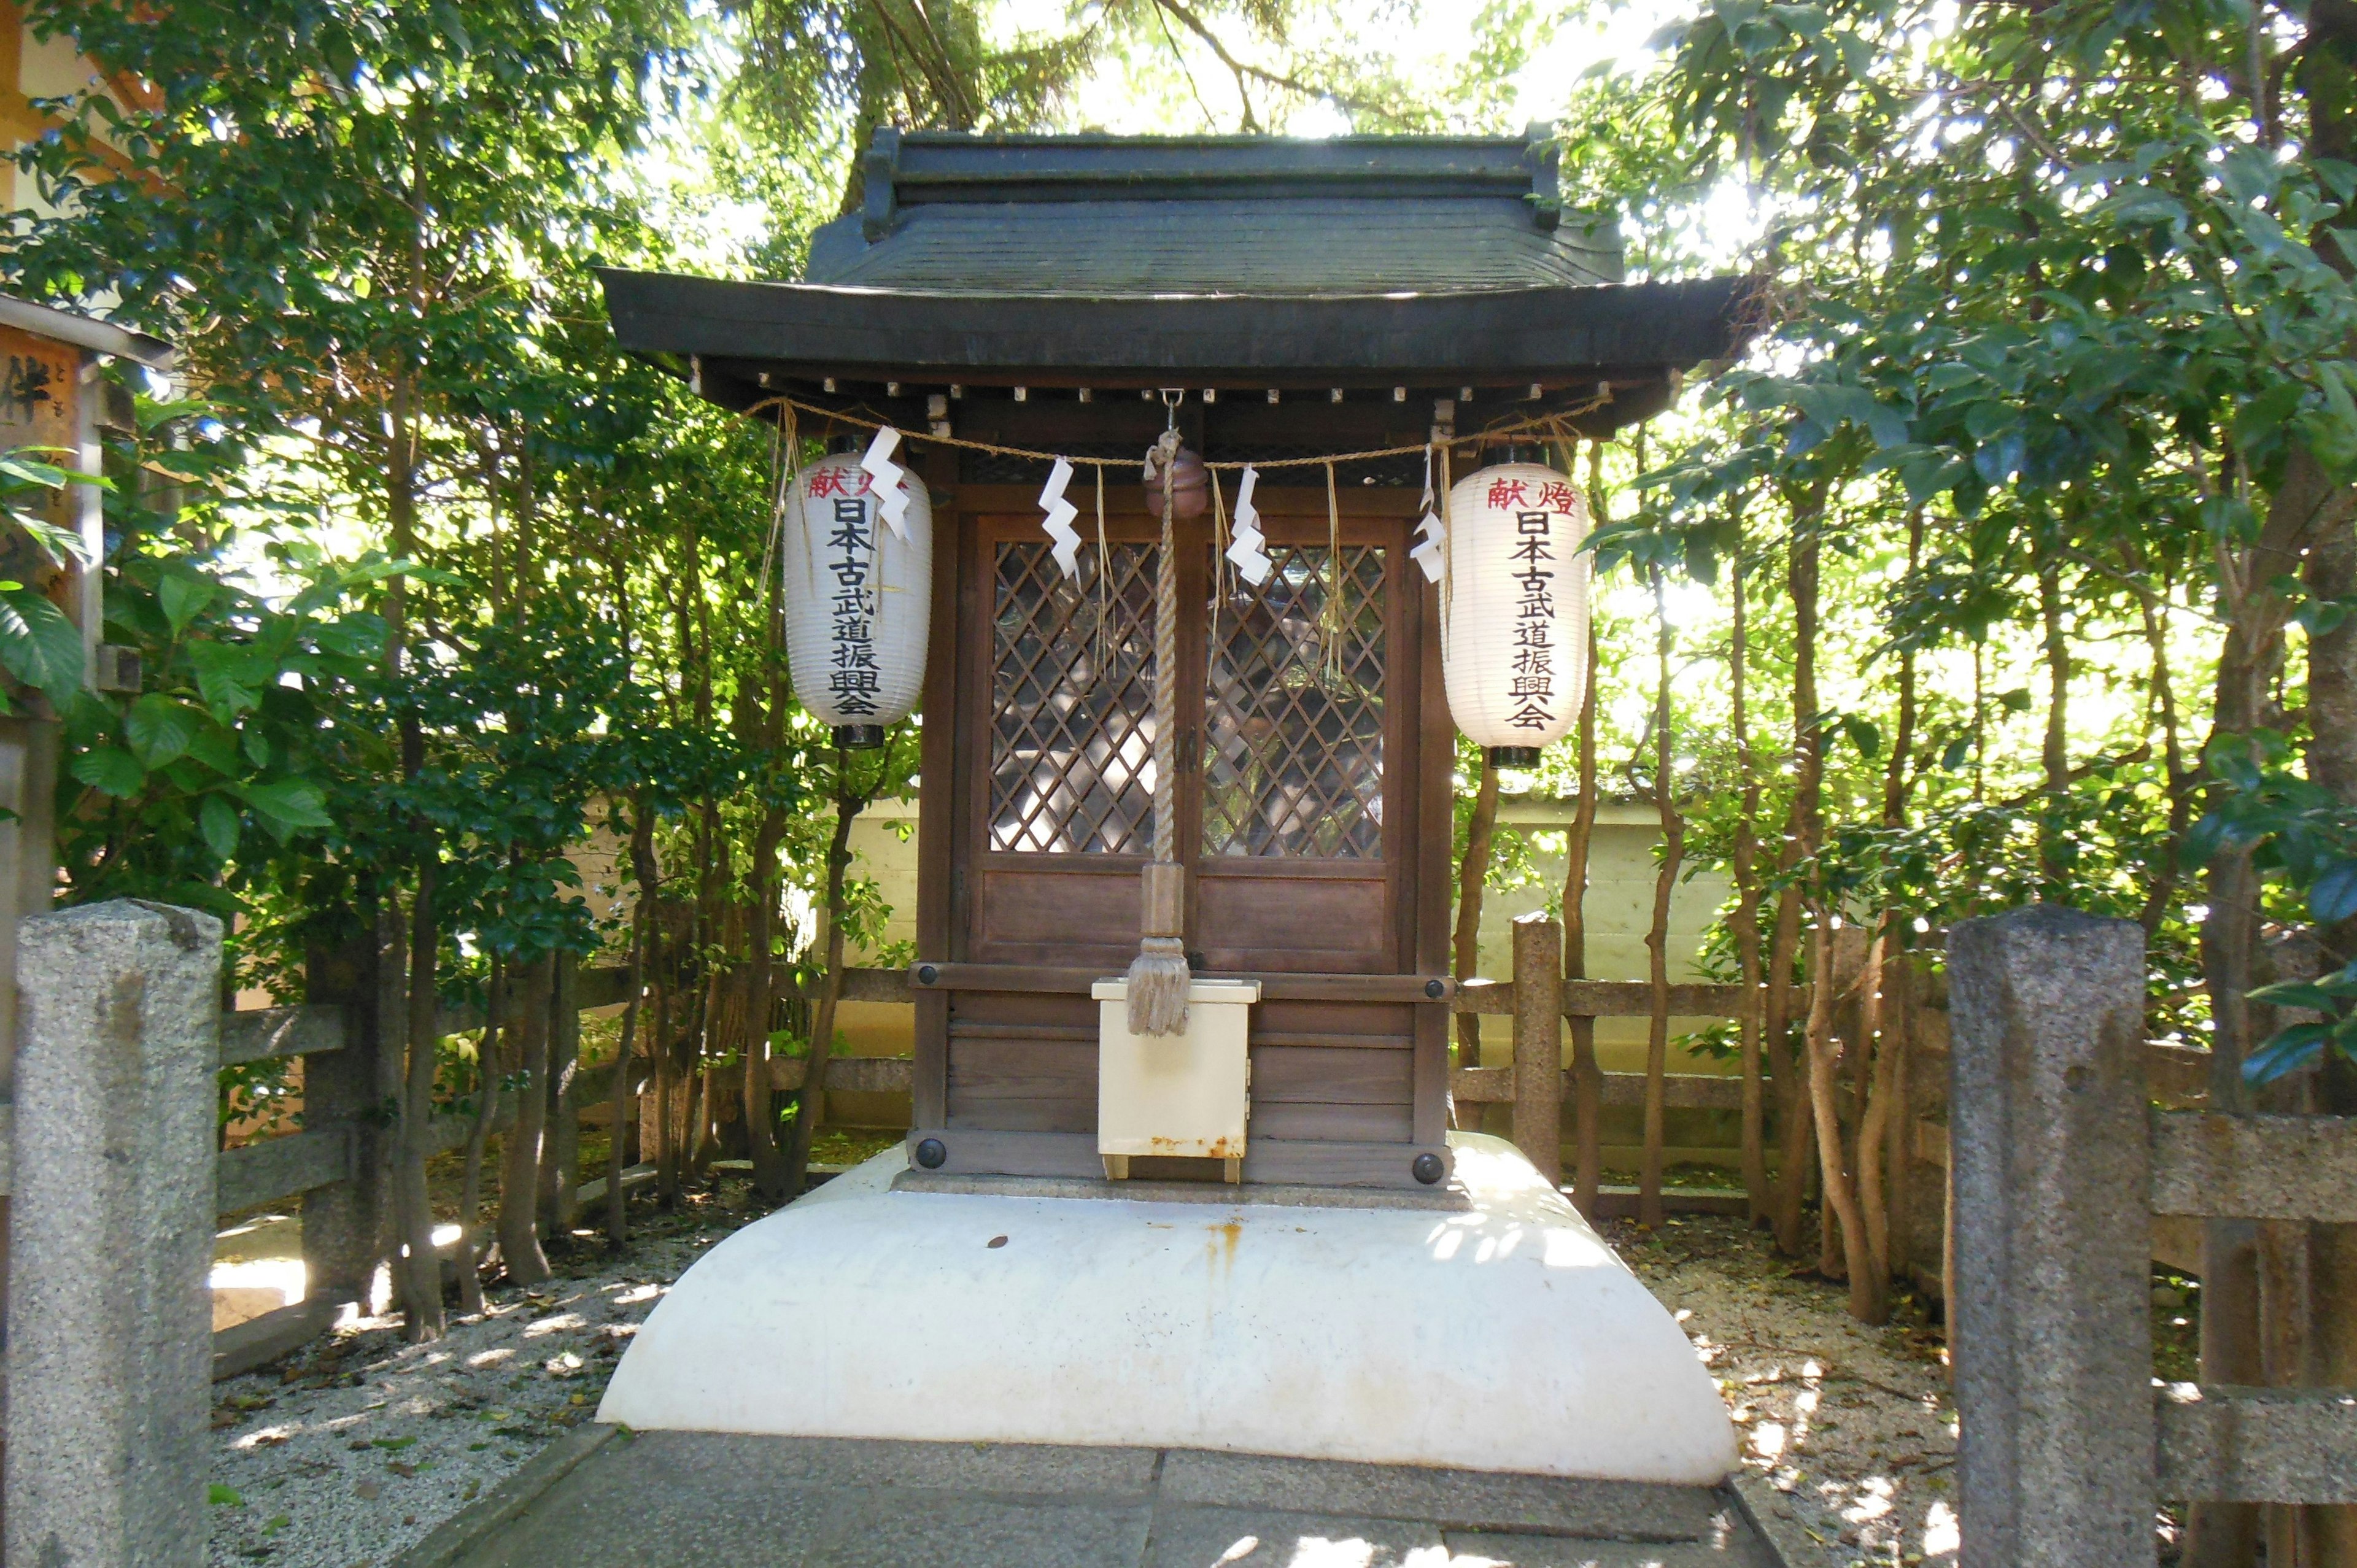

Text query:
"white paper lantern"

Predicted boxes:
[[1441, 461, 1591, 763], [782, 449, 932, 747]]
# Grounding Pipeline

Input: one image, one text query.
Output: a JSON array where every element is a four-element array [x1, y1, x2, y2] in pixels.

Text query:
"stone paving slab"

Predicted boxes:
[[797, 1434, 1163, 1499], [1146, 1506, 1445, 1567], [1155, 1450, 1725, 1540], [831, 1494, 1155, 1568], [1440, 1530, 1781, 1567], [423, 1430, 1781, 1568], [1433, 1537, 1782, 1556]]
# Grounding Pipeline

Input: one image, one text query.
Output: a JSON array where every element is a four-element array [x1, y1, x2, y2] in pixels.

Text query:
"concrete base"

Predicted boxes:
[[597, 1132, 1738, 1485]]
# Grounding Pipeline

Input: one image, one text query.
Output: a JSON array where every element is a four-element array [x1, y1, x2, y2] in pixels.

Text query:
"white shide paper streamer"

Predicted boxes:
[[861, 427, 913, 541], [1411, 444, 1446, 583], [1225, 465, 1272, 586], [1037, 456, 1083, 577]]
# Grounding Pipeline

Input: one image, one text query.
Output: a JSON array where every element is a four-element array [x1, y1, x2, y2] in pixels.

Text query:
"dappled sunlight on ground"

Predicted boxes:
[[1605, 1212, 1960, 1567], [205, 1176, 768, 1568]]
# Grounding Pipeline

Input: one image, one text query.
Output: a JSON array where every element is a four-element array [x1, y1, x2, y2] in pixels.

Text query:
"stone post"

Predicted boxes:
[[6, 899, 221, 1568], [1948, 903, 2153, 1568], [1511, 913, 1563, 1186]]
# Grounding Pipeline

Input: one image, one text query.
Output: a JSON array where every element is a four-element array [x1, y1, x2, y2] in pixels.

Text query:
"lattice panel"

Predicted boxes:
[[1202, 546, 1387, 859], [989, 541, 1159, 854]]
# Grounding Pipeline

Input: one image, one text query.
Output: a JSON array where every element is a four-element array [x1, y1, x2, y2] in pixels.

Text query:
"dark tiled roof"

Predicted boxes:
[[598, 129, 1757, 414], [804, 128, 1622, 296]]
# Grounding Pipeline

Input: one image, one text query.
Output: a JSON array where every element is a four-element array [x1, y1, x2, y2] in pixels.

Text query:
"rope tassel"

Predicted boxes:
[[1128, 425, 1191, 1037]]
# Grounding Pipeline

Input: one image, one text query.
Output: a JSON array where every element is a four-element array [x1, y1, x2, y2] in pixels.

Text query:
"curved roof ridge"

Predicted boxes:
[[815, 126, 1606, 299]]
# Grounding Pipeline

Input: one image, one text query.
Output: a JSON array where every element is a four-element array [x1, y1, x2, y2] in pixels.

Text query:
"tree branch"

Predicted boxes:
[[1147, 0, 1407, 127]]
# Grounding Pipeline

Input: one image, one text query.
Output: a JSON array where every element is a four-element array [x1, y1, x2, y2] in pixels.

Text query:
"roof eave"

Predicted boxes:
[[597, 269, 1759, 388]]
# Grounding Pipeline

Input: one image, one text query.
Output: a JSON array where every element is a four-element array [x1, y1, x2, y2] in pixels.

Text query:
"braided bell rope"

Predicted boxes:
[[1152, 439, 1179, 865]]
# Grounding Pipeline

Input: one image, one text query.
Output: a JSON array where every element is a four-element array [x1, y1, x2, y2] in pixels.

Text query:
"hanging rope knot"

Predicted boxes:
[[1143, 426, 1182, 484]]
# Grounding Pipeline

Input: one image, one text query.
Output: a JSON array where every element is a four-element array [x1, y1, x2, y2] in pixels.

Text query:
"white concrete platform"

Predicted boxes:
[[597, 1132, 1738, 1485]]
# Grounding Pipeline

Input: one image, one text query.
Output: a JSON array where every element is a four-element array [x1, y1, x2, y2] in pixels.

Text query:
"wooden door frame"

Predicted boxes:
[[912, 479, 1455, 1180]]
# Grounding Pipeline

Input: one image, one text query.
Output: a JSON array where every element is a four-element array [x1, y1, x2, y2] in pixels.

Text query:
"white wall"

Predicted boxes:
[[1470, 795, 1735, 1078]]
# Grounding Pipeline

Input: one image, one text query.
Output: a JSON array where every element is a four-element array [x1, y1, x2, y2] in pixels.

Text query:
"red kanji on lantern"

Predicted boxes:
[[807, 467, 868, 499]]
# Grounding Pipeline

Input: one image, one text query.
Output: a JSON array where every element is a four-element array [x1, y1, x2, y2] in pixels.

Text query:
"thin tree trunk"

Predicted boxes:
[[1818, 934, 1850, 1281], [608, 795, 657, 1244], [1854, 929, 1895, 1291], [395, 833, 444, 1336], [2037, 550, 2070, 885], [497, 956, 553, 1285], [1640, 566, 1684, 1229], [2135, 564, 2191, 940], [686, 1065, 711, 1180], [382, 118, 444, 1341], [538, 955, 579, 1243], [652, 938, 679, 1208], [1886, 514, 1923, 832], [1970, 640, 1987, 803], [687, 971, 719, 1180], [381, 340, 443, 1340], [1730, 517, 1768, 1222], [1763, 868, 1806, 1247], [743, 749, 792, 1199], [1770, 511, 1827, 1255], [454, 959, 503, 1316], [1452, 757, 1501, 1069], [1843, 514, 1922, 1305], [786, 768, 868, 1197], [1806, 924, 1884, 1322], [1563, 617, 1604, 1216]]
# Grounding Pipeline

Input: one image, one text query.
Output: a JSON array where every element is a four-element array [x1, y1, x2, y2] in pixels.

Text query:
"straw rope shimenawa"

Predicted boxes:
[[737, 388, 1619, 473], [749, 384, 1619, 1036]]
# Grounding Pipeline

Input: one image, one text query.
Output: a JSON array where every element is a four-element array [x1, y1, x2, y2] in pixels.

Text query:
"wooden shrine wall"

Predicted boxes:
[[904, 402, 1456, 1185]]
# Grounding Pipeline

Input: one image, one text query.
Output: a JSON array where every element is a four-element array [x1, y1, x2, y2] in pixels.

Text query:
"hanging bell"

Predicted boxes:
[[1143, 437, 1209, 520]]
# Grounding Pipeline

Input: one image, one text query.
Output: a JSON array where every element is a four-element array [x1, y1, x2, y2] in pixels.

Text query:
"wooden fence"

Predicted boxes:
[[103, 909, 2219, 1381], [203, 956, 634, 1376]]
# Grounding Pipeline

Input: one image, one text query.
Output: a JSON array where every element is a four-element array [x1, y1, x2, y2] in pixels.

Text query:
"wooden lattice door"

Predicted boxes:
[[929, 499, 1446, 1175], [962, 509, 1418, 975]]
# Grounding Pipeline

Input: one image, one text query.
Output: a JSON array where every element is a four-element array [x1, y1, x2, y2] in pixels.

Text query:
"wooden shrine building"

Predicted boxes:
[[602, 128, 1749, 1191]]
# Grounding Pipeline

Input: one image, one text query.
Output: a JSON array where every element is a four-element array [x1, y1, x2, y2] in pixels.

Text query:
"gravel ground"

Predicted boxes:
[[210, 1176, 1965, 1568], [205, 1181, 764, 1568], [1605, 1213, 1960, 1568]]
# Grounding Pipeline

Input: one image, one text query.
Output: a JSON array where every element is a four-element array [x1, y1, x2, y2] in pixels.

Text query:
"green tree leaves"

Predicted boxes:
[[125, 694, 199, 767], [69, 747, 144, 797], [199, 793, 241, 859], [0, 586, 86, 700], [236, 779, 333, 840]]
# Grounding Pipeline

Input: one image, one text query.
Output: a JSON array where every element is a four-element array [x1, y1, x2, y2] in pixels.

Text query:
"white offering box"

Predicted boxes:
[[1092, 978, 1260, 1181]]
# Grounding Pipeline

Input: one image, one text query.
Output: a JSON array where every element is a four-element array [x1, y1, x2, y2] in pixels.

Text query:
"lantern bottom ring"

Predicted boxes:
[[834, 724, 888, 751], [1487, 746, 1542, 768]]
